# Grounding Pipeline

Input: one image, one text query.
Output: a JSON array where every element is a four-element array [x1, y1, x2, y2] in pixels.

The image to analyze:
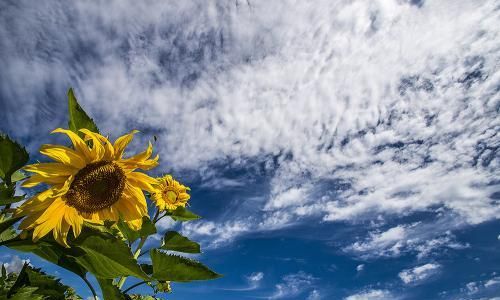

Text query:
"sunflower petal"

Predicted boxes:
[[126, 172, 158, 193], [79, 129, 105, 162], [119, 153, 159, 172], [22, 174, 68, 188], [63, 206, 84, 238], [51, 128, 92, 162], [24, 162, 77, 178], [123, 183, 148, 215], [40, 144, 86, 168], [114, 130, 139, 160]]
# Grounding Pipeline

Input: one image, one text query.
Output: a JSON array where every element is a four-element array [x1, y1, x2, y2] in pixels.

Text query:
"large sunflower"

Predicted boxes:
[[14, 128, 159, 247], [151, 175, 190, 211]]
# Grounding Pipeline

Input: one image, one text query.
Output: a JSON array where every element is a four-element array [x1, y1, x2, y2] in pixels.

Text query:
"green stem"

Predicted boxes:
[[118, 236, 147, 289], [118, 208, 160, 290], [82, 275, 98, 300]]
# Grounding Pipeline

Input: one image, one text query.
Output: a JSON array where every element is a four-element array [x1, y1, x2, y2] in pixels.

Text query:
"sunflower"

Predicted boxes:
[[14, 128, 159, 247], [151, 175, 190, 211]]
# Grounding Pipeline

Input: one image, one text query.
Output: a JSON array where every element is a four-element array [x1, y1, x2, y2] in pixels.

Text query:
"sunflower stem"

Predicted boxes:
[[117, 236, 147, 289], [81, 275, 98, 300], [119, 208, 160, 290]]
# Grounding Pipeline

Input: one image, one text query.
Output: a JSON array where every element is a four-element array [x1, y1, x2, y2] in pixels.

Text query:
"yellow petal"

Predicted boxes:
[[51, 175, 74, 197], [84, 131, 115, 161], [18, 210, 45, 230], [33, 220, 56, 242], [113, 130, 139, 160], [79, 129, 105, 162], [40, 144, 86, 168], [14, 189, 55, 217], [24, 162, 76, 178], [33, 197, 66, 225], [126, 219, 142, 231], [126, 172, 158, 193], [63, 206, 84, 238], [22, 174, 68, 188], [123, 182, 147, 214], [51, 128, 92, 162]]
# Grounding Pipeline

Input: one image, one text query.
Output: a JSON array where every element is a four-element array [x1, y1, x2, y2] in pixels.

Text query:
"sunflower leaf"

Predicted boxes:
[[6, 237, 87, 277], [117, 217, 157, 243], [7, 262, 73, 299], [0, 183, 23, 205], [0, 133, 29, 182], [0, 217, 21, 241], [160, 231, 200, 254], [11, 170, 27, 183], [67, 88, 99, 137], [71, 227, 149, 280], [168, 207, 201, 222], [0, 226, 17, 243], [96, 277, 126, 300], [150, 250, 221, 282], [0, 183, 24, 205]]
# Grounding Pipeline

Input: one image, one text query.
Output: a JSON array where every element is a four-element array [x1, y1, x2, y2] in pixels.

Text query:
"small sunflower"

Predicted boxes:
[[14, 128, 159, 247], [151, 175, 190, 211]]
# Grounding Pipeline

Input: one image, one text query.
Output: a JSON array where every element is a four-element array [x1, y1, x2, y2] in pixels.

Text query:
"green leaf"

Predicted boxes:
[[0, 184, 14, 199], [8, 263, 70, 299], [10, 287, 43, 300], [0, 133, 29, 182], [96, 277, 126, 300], [0, 226, 16, 243], [117, 217, 157, 243], [0, 195, 25, 205], [67, 88, 99, 137], [161, 231, 200, 254], [150, 250, 221, 282], [10, 170, 27, 183], [71, 227, 148, 280], [0, 184, 24, 205], [168, 207, 201, 222], [0, 216, 21, 237], [140, 264, 153, 275], [6, 238, 87, 277]]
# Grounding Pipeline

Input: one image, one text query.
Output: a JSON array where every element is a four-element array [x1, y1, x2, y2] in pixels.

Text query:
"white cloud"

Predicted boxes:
[[462, 276, 500, 296], [466, 281, 479, 294], [269, 271, 316, 299], [398, 263, 441, 285], [1, 0, 499, 253], [344, 289, 395, 300], [344, 222, 469, 259], [222, 271, 264, 291], [347, 225, 408, 257], [484, 277, 500, 288], [307, 290, 322, 300], [0, 255, 30, 274], [182, 219, 253, 248], [155, 215, 177, 231], [244, 272, 264, 291], [356, 264, 365, 272]]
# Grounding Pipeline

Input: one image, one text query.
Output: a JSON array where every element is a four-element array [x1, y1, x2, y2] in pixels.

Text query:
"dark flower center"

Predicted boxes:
[[65, 161, 125, 213]]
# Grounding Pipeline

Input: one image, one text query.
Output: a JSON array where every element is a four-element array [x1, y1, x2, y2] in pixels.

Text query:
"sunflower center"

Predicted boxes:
[[163, 189, 179, 203], [65, 161, 126, 213]]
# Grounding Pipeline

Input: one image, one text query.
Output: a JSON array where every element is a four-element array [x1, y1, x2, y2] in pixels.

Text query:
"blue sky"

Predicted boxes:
[[0, 1, 499, 299]]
